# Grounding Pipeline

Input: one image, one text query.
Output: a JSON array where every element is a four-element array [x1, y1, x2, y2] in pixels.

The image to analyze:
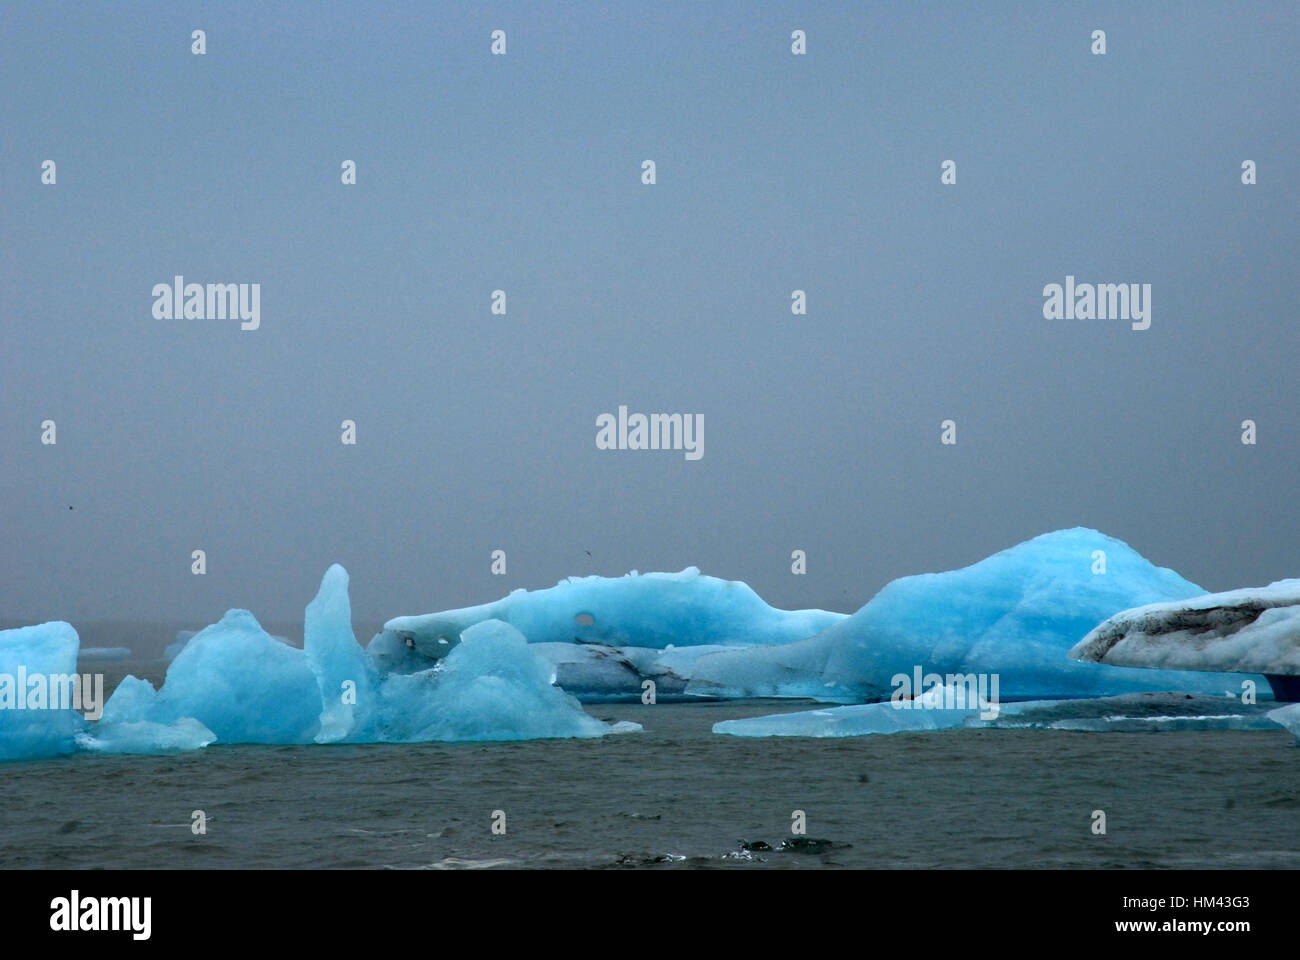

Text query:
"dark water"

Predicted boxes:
[[2, 657, 1297, 869]]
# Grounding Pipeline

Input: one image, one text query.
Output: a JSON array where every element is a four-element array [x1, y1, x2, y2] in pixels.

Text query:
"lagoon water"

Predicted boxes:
[[2, 656, 1297, 870]]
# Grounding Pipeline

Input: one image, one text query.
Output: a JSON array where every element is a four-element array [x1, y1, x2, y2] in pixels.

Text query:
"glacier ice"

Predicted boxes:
[[109, 609, 323, 744], [684, 634, 853, 702], [95, 564, 638, 751], [716, 690, 1283, 738], [79, 647, 132, 661], [1, 565, 640, 760], [100, 675, 163, 724], [689, 529, 1265, 702], [528, 642, 736, 701], [0, 622, 87, 761], [6, 531, 1291, 760], [983, 693, 1284, 732], [373, 620, 639, 741], [1069, 579, 1300, 700], [166, 628, 289, 661], [715, 682, 991, 738], [370, 567, 845, 671], [75, 717, 217, 754], [163, 633, 192, 661], [1267, 702, 1300, 744], [304, 564, 379, 743]]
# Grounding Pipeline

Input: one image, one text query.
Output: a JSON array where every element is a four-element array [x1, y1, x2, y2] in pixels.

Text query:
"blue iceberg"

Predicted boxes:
[[97, 564, 637, 750], [369, 567, 845, 672], [1268, 702, 1300, 744], [76, 717, 217, 754], [716, 690, 1282, 738], [689, 529, 1267, 702], [715, 682, 990, 738], [0, 622, 87, 761], [162, 633, 194, 661], [304, 564, 380, 743], [79, 647, 132, 661], [374, 620, 639, 741], [110, 609, 323, 744]]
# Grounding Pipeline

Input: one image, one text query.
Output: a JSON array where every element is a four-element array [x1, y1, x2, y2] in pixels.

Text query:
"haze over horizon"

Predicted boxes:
[[3, 2, 1296, 626]]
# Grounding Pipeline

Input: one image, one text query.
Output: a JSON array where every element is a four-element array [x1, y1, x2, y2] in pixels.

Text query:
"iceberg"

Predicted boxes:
[[981, 692, 1280, 732], [0, 622, 86, 761], [370, 567, 845, 670], [304, 564, 379, 743], [684, 633, 855, 702], [162, 632, 194, 661], [715, 682, 989, 738], [373, 620, 639, 741], [1068, 580, 1300, 700], [96, 564, 637, 750], [689, 529, 1264, 702], [716, 690, 1282, 738], [165, 628, 289, 661], [1268, 702, 1300, 744], [528, 642, 736, 701], [75, 717, 217, 754], [108, 609, 322, 744], [79, 647, 132, 661], [162, 631, 196, 661]]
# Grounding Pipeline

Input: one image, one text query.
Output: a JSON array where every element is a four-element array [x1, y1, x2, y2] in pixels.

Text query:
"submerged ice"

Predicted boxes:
[[715, 691, 1285, 738], [715, 682, 996, 738]]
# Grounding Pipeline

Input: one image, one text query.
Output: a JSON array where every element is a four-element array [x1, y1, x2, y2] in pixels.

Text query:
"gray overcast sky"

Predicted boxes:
[[2, 1, 1296, 629]]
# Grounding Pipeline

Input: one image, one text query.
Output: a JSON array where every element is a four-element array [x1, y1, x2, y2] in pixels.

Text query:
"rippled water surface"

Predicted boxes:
[[3, 659, 1297, 870]]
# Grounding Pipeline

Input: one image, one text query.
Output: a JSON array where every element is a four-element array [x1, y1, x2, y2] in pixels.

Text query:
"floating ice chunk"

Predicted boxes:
[[373, 567, 845, 667], [978, 692, 1280, 732], [693, 529, 1262, 701], [166, 628, 289, 661], [619, 644, 734, 697], [95, 569, 638, 750], [305, 564, 378, 743], [79, 647, 131, 661], [75, 717, 216, 754], [104, 610, 322, 744], [686, 634, 850, 702], [0, 622, 86, 761], [528, 643, 644, 701], [375, 620, 641, 741], [717, 690, 1281, 738], [1267, 702, 1300, 744], [528, 641, 736, 701], [163, 632, 195, 660], [99, 675, 159, 724], [715, 683, 985, 738], [1069, 579, 1300, 699]]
